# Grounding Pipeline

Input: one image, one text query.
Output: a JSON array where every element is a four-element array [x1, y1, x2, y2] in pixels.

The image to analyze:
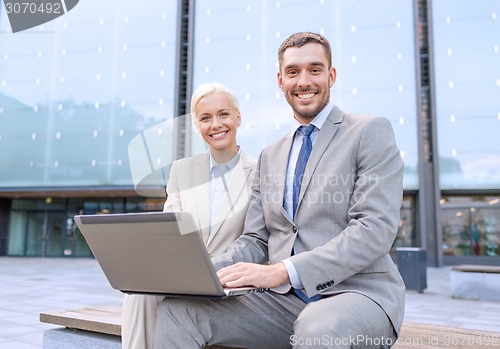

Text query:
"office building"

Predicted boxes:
[[0, 0, 498, 266]]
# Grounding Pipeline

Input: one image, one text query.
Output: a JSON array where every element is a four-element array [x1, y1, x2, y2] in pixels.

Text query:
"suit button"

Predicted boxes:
[[316, 285, 321, 291], [292, 226, 298, 234], [321, 284, 327, 289]]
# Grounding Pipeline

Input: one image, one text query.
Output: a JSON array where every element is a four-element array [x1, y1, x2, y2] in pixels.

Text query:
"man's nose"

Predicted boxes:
[[297, 72, 311, 87]]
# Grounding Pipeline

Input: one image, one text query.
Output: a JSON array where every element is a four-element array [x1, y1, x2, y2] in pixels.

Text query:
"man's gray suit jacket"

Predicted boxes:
[[212, 105, 405, 335]]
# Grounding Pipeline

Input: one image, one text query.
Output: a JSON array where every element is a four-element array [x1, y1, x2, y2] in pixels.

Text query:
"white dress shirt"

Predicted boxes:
[[282, 102, 334, 289], [209, 148, 241, 235]]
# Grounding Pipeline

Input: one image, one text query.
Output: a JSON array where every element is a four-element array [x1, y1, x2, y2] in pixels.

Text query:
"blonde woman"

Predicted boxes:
[[122, 83, 257, 349]]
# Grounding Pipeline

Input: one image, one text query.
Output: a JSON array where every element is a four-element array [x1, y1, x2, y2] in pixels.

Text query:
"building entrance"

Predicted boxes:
[[8, 210, 69, 257], [8, 209, 92, 257], [25, 211, 66, 257], [6, 197, 165, 257]]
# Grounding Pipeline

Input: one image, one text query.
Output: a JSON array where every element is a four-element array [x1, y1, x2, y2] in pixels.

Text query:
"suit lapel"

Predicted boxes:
[[194, 154, 211, 244], [278, 135, 294, 222], [298, 106, 344, 209]]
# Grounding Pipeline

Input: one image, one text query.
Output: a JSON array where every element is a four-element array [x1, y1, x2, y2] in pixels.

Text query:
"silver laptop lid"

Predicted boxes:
[[74, 212, 227, 297]]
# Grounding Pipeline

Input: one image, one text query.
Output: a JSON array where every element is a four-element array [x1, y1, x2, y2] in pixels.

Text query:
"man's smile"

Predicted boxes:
[[295, 92, 317, 100]]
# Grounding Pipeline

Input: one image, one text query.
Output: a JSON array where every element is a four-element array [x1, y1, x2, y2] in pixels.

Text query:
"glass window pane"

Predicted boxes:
[[0, 0, 177, 188], [7, 211, 26, 255], [45, 212, 66, 257], [395, 195, 417, 248], [25, 212, 44, 256], [433, 1, 500, 189], [441, 195, 500, 257], [192, 0, 419, 189]]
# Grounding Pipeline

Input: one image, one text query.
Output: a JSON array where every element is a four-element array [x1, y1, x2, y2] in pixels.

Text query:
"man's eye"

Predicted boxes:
[[287, 70, 297, 76]]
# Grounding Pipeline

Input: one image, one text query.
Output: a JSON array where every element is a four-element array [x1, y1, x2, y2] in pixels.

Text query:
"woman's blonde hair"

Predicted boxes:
[[190, 82, 240, 121]]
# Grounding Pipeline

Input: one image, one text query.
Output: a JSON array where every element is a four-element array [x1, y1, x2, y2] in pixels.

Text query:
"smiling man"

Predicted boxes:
[[278, 38, 335, 122], [153, 32, 405, 349]]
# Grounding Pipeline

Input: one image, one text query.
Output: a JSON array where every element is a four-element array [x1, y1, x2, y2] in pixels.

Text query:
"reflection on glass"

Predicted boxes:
[[192, 0, 419, 189], [433, 1, 500, 188], [45, 212, 66, 257], [25, 212, 44, 256], [8, 197, 165, 257], [393, 196, 417, 249], [7, 212, 26, 256], [441, 196, 500, 257], [0, 0, 178, 188]]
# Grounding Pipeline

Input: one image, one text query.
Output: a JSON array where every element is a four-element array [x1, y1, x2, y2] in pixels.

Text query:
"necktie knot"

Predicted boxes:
[[300, 124, 315, 138]]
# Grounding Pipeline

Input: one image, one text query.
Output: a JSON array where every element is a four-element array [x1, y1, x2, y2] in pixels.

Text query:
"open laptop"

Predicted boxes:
[[74, 211, 266, 299]]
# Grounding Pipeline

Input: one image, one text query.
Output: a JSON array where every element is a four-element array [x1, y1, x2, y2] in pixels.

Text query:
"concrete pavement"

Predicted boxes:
[[0, 257, 122, 349], [0, 257, 499, 349]]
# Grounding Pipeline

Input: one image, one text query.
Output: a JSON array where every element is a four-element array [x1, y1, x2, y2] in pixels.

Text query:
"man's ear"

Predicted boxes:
[[277, 72, 284, 91], [329, 67, 337, 87]]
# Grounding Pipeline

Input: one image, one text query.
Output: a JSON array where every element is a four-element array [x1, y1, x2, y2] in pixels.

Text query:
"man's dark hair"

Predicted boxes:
[[278, 32, 332, 69]]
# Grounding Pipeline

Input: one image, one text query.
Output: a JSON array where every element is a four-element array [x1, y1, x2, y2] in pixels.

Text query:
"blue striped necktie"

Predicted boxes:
[[292, 124, 315, 218], [291, 124, 321, 303]]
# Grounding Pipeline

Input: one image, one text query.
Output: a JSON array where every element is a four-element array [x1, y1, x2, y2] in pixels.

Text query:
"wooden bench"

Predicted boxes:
[[40, 306, 233, 349], [41, 306, 500, 349], [450, 265, 500, 302]]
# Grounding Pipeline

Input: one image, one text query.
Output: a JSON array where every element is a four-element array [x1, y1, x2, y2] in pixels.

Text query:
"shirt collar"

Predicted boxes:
[[290, 101, 334, 136], [209, 146, 241, 172]]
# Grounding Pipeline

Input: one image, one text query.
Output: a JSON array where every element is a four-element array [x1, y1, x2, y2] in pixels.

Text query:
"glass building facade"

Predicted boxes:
[[0, 0, 498, 264]]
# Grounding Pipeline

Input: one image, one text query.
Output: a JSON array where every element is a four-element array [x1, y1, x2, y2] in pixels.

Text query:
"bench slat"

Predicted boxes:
[[452, 265, 500, 274], [395, 322, 500, 348], [40, 306, 122, 336]]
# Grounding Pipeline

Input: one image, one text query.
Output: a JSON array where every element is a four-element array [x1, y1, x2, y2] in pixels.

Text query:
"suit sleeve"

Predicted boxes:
[[291, 117, 404, 297]]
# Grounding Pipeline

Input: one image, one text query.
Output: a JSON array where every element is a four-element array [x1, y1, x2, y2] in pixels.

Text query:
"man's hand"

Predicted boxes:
[[217, 262, 290, 289]]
